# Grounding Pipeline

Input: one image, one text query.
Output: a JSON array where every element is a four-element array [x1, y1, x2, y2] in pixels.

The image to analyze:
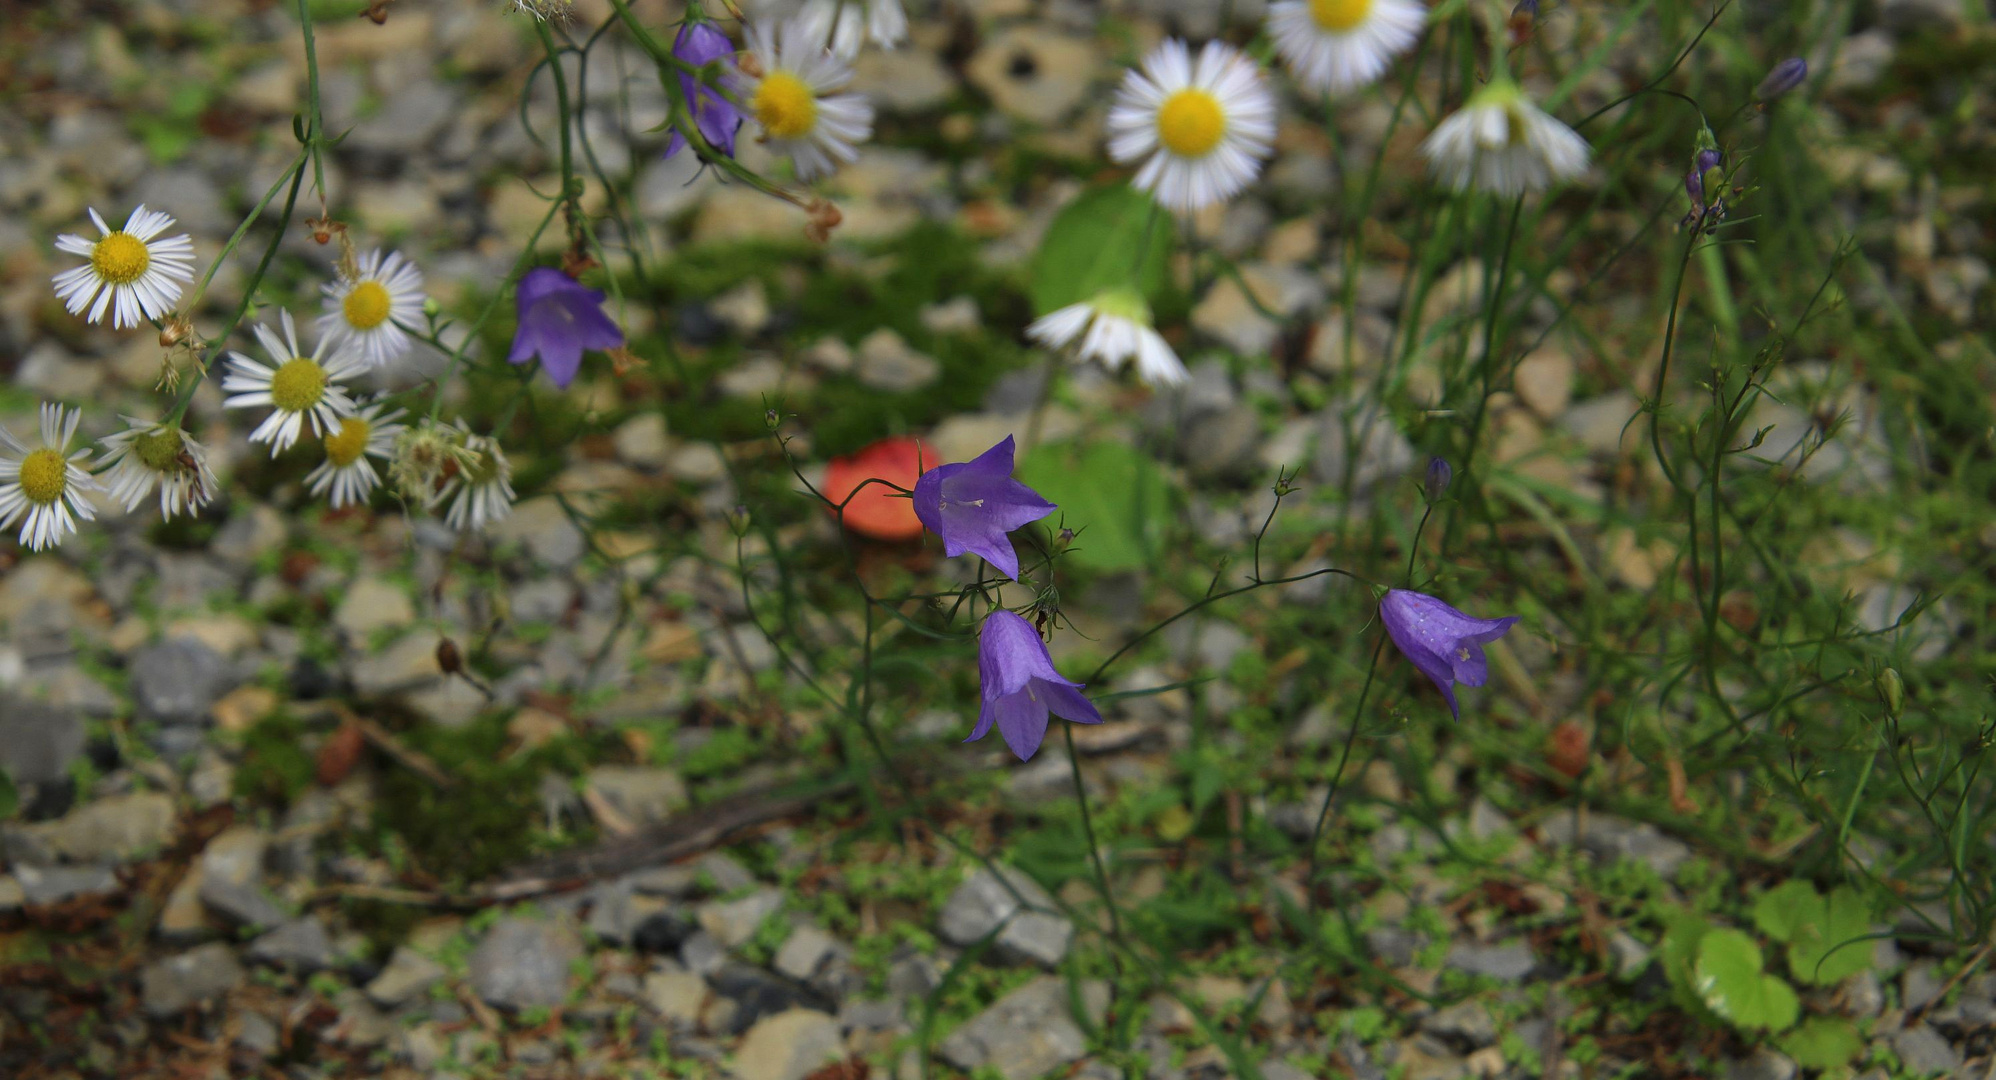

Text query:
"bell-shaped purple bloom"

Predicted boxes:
[[663, 22, 744, 160], [1379, 589, 1520, 720], [507, 267, 624, 389], [1756, 57, 1807, 102], [968, 609, 1103, 761], [911, 436, 1057, 582]]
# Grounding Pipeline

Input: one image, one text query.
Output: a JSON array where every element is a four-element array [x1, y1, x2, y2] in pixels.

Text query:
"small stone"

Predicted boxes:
[[1843, 969, 1886, 1016], [698, 888, 783, 948], [1313, 398, 1417, 495], [711, 280, 771, 335], [1180, 405, 1263, 480], [937, 976, 1109, 1080], [0, 875, 21, 912], [643, 969, 707, 1027], [25, 790, 176, 864], [1191, 264, 1322, 356], [1890, 1024, 1960, 1076], [142, 943, 245, 1016], [1421, 1001, 1497, 1049], [14, 864, 118, 906], [236, 1010, 281, 1056], [1445, 941, 1537, 983], [853, 48, 954, 113], [680, 929, 727, 975], [920, 297, 982, 335], [614, 413, 672, 469], [248, 918, 335, 971], [710, 962, 832, 1030], [774, 925, 839, 982], [485, 497, 587, 567], [586, 765, 688, 826], [1725, 1047, 1798, 1080], [467, 918, 583, 1010], [730, 1008, 842, 1080], [964, 28, 1095, 124], [367, 945, 447, 1007], [854, 328, 939, 393], [1608, 931, 1653, 979], [1537, 811, 1692, 878], [130, 638, 233, 723], [1901, 960, 1943, 1011], [937, 866, 1074, 969], [199, 877, 291, 930], [1511, 348, 1575, 420], [334, 578, 417, 638], [0, 695, 84, 788]]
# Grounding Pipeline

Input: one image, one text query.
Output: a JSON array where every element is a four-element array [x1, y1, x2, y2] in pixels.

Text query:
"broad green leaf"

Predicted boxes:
[[1779, 1016, 1864, 1069], [1695, 928, 1800, 1033], [1017, 439, 1175, 572], [1028, 184, 1172, 316], [1753, 879, 1825, 943], [1657, 906, 1711, 995], [1787, 887, 1876, 986]]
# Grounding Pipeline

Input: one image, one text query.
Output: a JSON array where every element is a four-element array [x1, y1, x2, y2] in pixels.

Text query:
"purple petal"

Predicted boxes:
[[1034, 679, 1102, 726], [987, 690, 1050, 761], [536, 335, 586, 389], [977, 609, 1061, 698], [1380, 589, 1517, 719], [962, 435, 1018, 478], [514, 266, 573, 307], [941, 472, 1057, 534]]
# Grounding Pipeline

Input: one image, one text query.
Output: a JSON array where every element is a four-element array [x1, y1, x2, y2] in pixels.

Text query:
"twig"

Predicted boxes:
[[332, 705, 455, 789]]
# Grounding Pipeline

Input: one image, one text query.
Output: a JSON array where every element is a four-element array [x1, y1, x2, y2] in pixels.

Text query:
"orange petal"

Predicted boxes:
[[823, 436, 925, 541]]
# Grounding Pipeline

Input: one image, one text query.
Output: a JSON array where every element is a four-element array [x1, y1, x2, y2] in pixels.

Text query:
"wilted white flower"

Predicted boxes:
[[440, 429, 516, 532], [1422, 80, 1589, 196], [1026, 289, 1188, 388], [95, 417, 216, 521]]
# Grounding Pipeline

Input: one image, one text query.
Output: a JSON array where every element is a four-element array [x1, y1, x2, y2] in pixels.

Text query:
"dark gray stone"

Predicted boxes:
[[1537, 811, 1692, 878], [1421, 1000, 1497, 1049], [14, 863, 118, 906], [129, 638, 233, 724], [936, 866, 1073, 969], [1891, 1024, 1961, 1076], [1724, 1047, 1797, 1080], [142, 943, 244, 1016], [0, 695, 84, 787], [1445, 941, 1538, 983], [468, 918, 582, 1010], [247, 918, 335, 971]]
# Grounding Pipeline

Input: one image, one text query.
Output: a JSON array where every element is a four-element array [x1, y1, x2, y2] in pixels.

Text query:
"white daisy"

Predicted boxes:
[[95, 417, 217, 521], [1421, 79, 1590, 196], [742, 19, 875, 181], [440, 430, 517, 532], [1268, 0, 1425, 94], [222, 310, 363, 455], [318, 248, 427, 370], [1026, 289, 1189, 388], [50, 206, 196, 330], [1107, 39, 1277, 215], [796, 0, 906, 58], [306, 402, 406, 510], [0, 403, 101, 552]]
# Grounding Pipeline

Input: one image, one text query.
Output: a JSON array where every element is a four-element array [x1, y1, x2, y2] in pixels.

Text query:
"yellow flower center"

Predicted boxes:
[[270, 358, 328, 413], [18, 449, 68, 505], [91, 232, 151, 286], [324, 417, 372, 468], [133, 428, 185, 472], [753, 72, 818, 139], [1156, 89, 1226, 159], [1310, 0, 1373, 31], [342, 280, 392, 330]]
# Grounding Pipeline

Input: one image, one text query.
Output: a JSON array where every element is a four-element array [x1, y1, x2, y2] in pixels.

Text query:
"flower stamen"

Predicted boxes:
[[270, 358, 329, 413], [90, 232, 151, 286]]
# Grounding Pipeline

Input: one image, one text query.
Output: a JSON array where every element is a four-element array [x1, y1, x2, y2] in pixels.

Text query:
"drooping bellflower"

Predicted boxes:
[[969, 609, 1103, 761], [507, 267, 625, 389], [1379, 589, 1519, 719], [664, 22, 745, 160], [1756, 57, 1807, 103], [1423, 456, 1452, 503], [911, 436, 1057, 581]]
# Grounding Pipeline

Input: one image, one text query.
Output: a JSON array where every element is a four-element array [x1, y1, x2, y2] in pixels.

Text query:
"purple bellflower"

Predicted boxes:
[[1423, 457, 1453, 504], [664, 22, 744, 160], [969, 609, 1103, 761], [1756, 58, 1807, 103], [911, 436, 1057, 582], [1380, 589, 1520, 720], [507, 268, 625, 389]]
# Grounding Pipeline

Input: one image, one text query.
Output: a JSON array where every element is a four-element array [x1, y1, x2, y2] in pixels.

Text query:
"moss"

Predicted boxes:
[[232, 712, 317, 806], [365, 711, 594, 885]]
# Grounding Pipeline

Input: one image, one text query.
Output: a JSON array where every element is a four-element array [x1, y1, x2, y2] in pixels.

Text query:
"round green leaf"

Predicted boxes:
[[1695, 928, 1800, 1032]]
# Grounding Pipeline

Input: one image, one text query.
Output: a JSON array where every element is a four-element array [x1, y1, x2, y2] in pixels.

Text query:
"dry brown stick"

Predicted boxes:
[[331, 704, 455, 788]]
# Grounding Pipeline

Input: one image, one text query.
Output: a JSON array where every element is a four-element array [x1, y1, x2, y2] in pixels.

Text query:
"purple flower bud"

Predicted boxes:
[[911, 436, 1058, 582], [1756, 58, 1807, 102], [664, 22, 745, 160], [1423, 457, 1452, 503], [1379, 589, 1520, 719], [506, 268, 624, 389], [968, 609, 1103, 761], [1685, 149, 1722, 206]]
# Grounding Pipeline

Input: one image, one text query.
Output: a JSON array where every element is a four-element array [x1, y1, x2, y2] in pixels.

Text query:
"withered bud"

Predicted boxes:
[[158, 316, 195, 349], [561, 248, 600, 279], [606, 345, 641, 377], [805, 199, 843, 243], [364, 0, 390, 24], [436, 637, 464, 676]]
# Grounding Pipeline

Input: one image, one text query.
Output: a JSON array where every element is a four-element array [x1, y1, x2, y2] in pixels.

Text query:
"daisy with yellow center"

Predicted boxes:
[[0, 403, 102, 551], [1268, 0, 1426, 94], [51, 206, 197, 329], [95, 417, 218, 521], [318, 248, 427, 370], [440, 428, 517, 532], [1107, 39, 1277, 214], [306, 402, 406, 510], [742, 18, 875, 181], [222, 310, 363, 454], [1421, 79, 1590, 196]]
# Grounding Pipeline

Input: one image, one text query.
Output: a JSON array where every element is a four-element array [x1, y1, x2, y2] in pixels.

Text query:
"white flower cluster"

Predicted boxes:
[[8, 209, 516, 552]]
